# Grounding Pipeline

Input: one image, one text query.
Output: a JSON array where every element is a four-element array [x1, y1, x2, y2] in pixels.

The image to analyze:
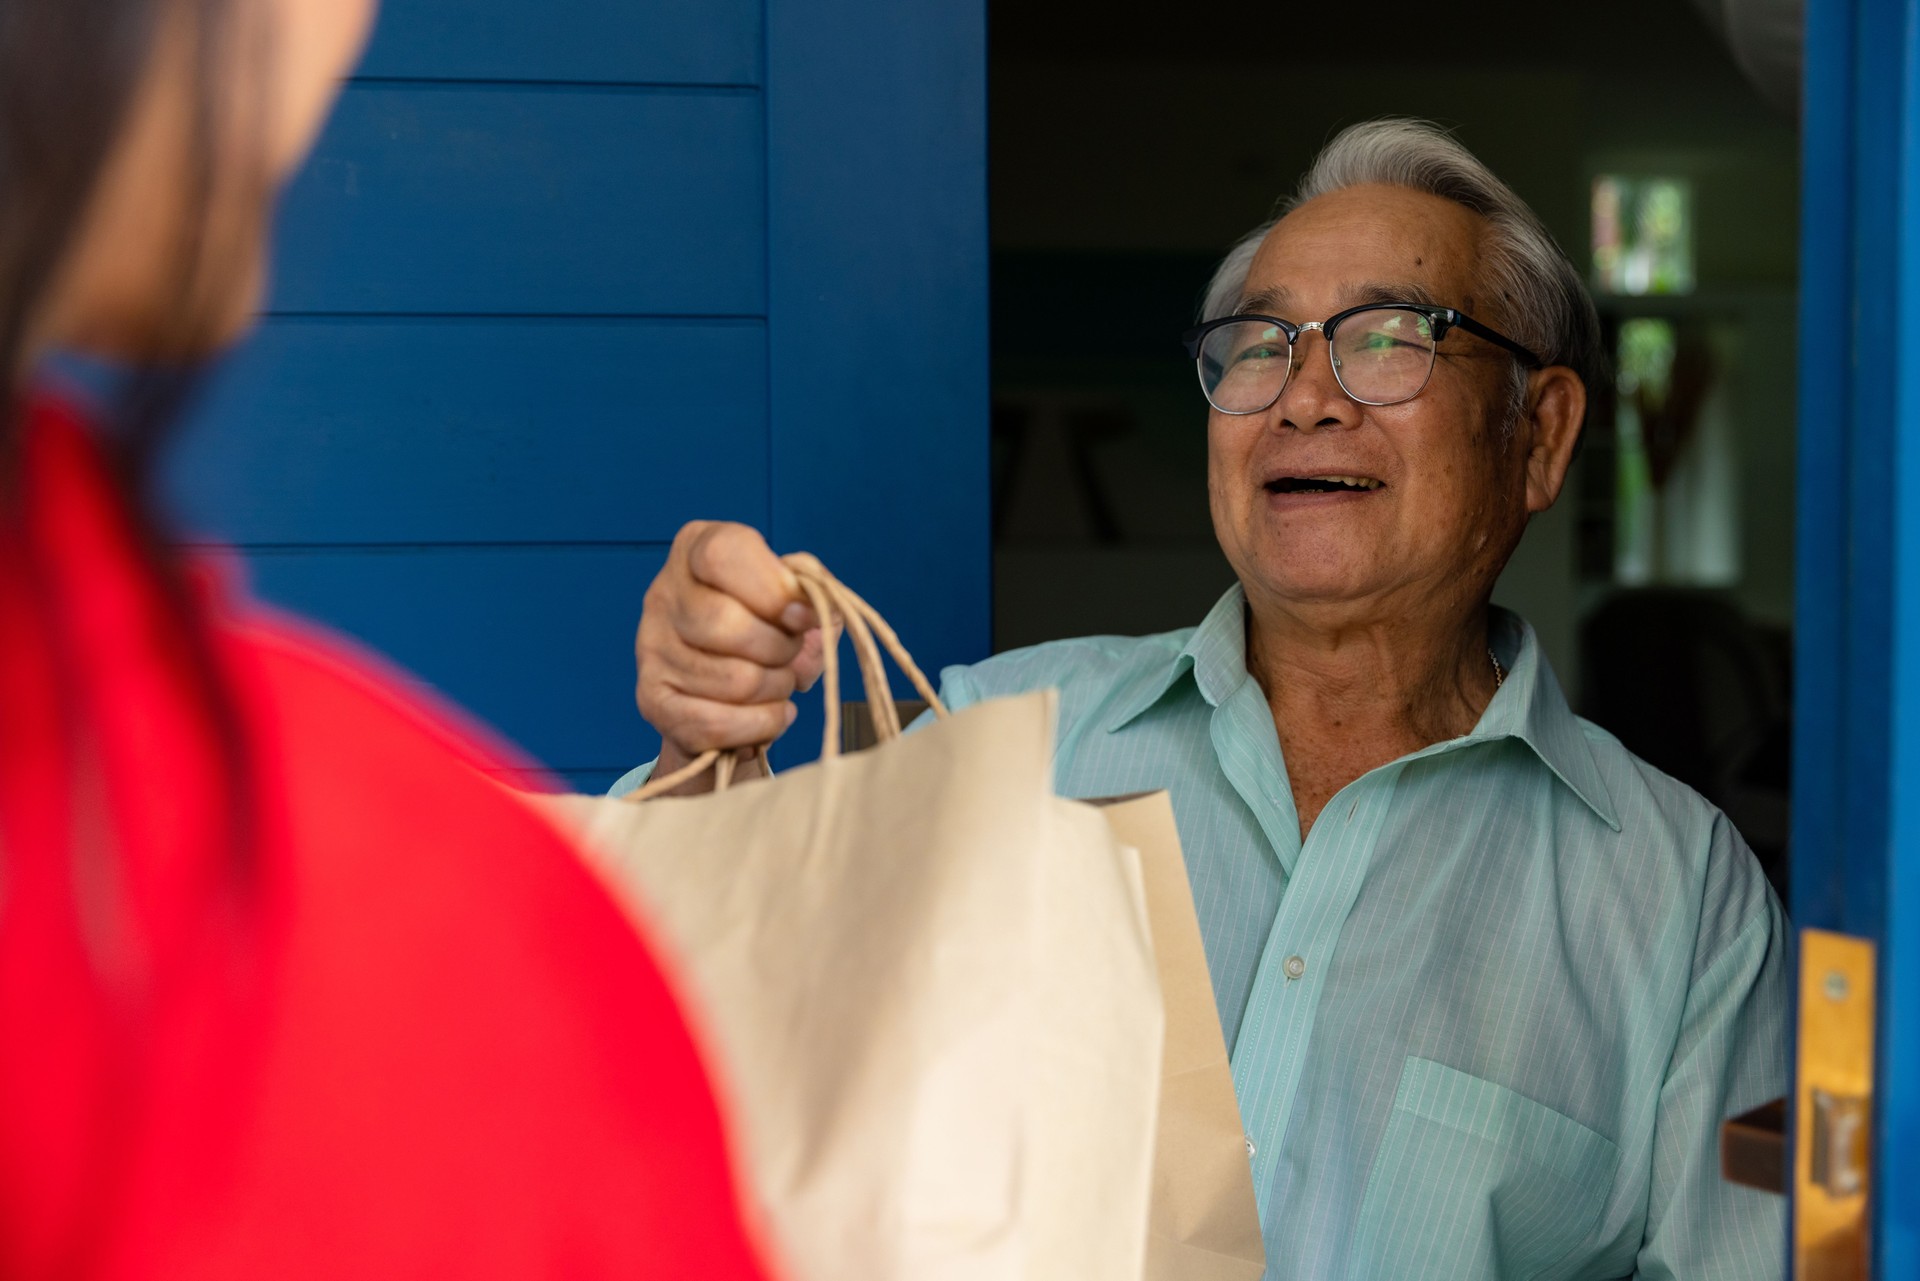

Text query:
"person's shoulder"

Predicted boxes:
[[203, 613, 772, 1277], [936, 629, 1201, 744], [220, 607, 596, 896], [1572, 715, 1722, 834], [234, 607, 533, 782], [1573, 714, 1779, 964], [219, 606, 717, 1094], [939, 628, 1196, 713]]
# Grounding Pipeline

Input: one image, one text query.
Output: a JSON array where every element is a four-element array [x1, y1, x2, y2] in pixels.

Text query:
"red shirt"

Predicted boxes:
[[0, 395, 777, 1279]]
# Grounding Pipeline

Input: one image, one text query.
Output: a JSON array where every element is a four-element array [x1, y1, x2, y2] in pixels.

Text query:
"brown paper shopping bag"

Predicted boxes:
[[1094, 795, 1267, 1281], [538, 556, 1165, 1281]]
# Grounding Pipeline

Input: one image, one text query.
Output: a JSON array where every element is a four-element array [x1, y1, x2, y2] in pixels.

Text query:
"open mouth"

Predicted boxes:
[[1265, 475, 1385, 495]]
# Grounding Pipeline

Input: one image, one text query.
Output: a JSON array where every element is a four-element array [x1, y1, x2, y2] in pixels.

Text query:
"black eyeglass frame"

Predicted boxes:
[[1180, 302, 1546, 413]]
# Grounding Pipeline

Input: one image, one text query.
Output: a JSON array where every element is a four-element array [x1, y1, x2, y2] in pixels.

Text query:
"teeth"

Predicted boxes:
[[1309, 475, 1383, 490]]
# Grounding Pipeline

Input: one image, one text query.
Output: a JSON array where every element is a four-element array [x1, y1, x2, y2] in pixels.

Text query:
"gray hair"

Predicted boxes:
[[1201, 119, 1606, 425]]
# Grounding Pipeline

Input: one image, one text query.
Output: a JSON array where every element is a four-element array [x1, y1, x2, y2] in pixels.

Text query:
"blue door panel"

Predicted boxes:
[[269, 86, 766, 316], [764, 0, 990, 729], [168, 318, 766, 544], [182, 0, 988, 791], [246, 546, 669, 773], [357, 0, 762, 86]]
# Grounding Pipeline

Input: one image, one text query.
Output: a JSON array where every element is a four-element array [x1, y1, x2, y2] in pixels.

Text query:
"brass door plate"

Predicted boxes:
[[1796, 928, 1876, 1280]]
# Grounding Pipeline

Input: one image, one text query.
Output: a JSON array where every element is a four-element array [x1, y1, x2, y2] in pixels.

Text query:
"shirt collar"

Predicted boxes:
[[1105, 587, 1621, 832], [1475, 609, 1621, 831], [1104, 583, 1250, 730]]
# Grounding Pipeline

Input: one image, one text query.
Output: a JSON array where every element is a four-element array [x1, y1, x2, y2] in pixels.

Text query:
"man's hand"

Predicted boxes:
[[634, 522, 825, 794]]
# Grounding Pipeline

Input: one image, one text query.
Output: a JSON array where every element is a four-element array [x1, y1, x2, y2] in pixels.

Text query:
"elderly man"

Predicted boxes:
[[621, 119, 1787, 1279]]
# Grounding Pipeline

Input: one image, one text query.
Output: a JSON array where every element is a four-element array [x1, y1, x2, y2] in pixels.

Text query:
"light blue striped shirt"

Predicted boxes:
[[612, 585, 1789, 1278], [936, 587, 1788, 1281]]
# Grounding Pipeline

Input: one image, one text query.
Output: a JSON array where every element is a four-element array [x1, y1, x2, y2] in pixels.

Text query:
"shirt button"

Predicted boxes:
[[1283, 955, 1307, 980], [1245, 1135, 1257, 1158]]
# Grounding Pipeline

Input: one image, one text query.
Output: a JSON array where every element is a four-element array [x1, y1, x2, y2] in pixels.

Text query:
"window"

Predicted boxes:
[[1612, 318, 1674, 582], [1592, 177, 1694, 297], [1609, 317, 1739, 587]]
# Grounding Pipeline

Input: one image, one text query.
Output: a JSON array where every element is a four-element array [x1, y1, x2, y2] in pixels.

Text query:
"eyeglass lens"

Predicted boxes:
[[1197, 307, 1439, 412]]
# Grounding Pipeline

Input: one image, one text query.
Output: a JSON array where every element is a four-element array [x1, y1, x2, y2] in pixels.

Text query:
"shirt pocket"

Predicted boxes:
[[1346, 1056, 1620, 1281]]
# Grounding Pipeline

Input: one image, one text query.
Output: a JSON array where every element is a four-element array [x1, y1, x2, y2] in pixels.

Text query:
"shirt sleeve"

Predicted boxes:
[[1634, 817, 1790, 1280], [607, 760, 657, 797], [903, 664, 985, 734]]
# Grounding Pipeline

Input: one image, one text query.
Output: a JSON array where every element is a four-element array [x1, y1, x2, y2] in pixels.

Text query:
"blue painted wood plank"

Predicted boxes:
[[357, 0, 761, 86], [167, 318, 766, 545], [764, 0, 990, 768], [242, 546, 669, 773], [270, 86, 765, 316]]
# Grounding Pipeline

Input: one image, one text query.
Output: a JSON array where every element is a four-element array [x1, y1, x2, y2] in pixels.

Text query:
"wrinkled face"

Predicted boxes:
[[1207, 183, 1540, 624]]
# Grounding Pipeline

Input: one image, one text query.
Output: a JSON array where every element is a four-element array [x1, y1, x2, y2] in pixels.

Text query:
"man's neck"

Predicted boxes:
[[1244, 590, 1501, 835]]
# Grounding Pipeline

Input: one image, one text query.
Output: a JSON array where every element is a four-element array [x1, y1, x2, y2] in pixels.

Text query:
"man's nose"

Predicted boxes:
[[1274, 331, 1356, 432]]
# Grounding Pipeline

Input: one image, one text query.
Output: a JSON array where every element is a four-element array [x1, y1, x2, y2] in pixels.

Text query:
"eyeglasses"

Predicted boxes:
[[1181, 303, 1544, 414]]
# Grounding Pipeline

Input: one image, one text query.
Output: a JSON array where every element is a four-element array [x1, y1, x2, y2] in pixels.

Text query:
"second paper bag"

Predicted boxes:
[[1094, 794, 1266, 1281]]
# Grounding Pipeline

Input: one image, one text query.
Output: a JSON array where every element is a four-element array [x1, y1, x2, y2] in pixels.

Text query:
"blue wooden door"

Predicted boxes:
[[1793, 0, 1919, 1270], [166, 0, 989, 791]]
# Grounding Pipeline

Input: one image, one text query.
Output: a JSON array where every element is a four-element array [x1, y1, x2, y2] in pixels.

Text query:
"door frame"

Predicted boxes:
[[1793, 0, 1919, 1269]]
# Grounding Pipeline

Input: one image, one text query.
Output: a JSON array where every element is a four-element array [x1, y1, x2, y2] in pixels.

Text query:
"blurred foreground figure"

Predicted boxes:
[[0, 2, 772, 1277]]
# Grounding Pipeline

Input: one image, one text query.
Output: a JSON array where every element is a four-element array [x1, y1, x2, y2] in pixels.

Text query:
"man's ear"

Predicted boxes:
[[1520, 366, 1586, 514]]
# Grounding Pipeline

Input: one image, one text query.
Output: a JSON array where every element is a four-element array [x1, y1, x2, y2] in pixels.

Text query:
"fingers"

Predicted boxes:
[[637, 634, 804, 755], [636, 521, 823, 756], [664, 639, 802, 706], [672, 580, 809, 667], [682, 522, 817, 632], [647, 688, 798, 755]]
